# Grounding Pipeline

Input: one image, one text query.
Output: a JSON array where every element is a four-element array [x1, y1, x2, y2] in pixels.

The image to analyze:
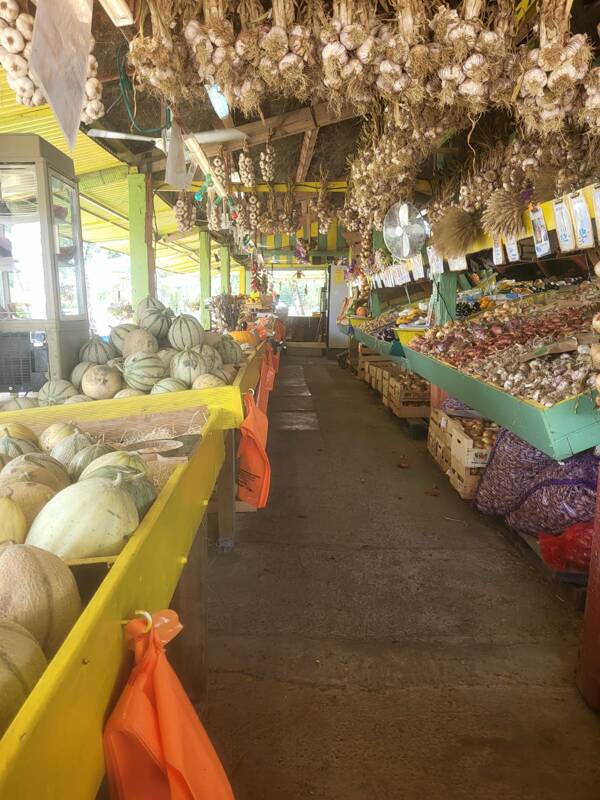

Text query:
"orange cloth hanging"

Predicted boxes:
[[104, 610, 235, 800], [237, 392, 270, 508]]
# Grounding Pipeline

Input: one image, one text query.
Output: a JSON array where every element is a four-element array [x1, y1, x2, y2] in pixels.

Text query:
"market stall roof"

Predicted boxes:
[[0, 73, 238, 275]]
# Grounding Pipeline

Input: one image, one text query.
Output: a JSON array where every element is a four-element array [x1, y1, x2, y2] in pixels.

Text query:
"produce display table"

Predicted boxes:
[[353, 327, 405, 360], [404, 344, 600, 460]]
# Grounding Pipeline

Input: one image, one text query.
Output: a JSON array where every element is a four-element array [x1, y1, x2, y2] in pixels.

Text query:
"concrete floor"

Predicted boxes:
[[203, 354, 600, 800]]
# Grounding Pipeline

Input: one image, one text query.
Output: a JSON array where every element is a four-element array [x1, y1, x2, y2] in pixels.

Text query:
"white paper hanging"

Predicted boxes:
[[505, 237, 520, 262], [411, 253, 425, 279], [29, 0, 92, 150], [165, 120, 190, 190], [492, 237, 505, 265], [448, 255, 467, 272], [568, 191, 595, 249], [592, 185, 600, 237], [426, 246, 444, 275], [529, 206, 551, 257], [553, 199, 576, 252]]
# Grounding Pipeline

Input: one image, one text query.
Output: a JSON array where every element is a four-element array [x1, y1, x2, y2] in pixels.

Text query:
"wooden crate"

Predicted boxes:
[[358, 344, 390, 381], [448, 462, 483, 500], [391, 398, 430, 419], [451, 426, 492, 470]]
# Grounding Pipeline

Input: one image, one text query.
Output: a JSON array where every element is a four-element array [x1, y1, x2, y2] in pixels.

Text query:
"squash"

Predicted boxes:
[[110, 323, 138, 354], [0, 424, 38, 447], [192, 373, 227, 389], [113, 388, 146, 399], [122, 328, 159, 357], [63, 394, 93, 404], [169, 348, 208, 387], [81, 365, 122, 400], [167, 314, 205, 350], [38, 380, 78, 406], [68, 443, 115, 480], [93, 466, 157, 518], [0, 619, 47, 735], [0, 542, 82, 656], [150, 378, 188, 395], [215, 335, 243, 365], [0, 495, 28, 544], [79, 450, 150, 480], [122, 352, 165, 391], [50, 433, 91, 467], [1, 397, 38, 411], [138, 306, 173, 339], [135, 295, 165, 323], [40, 423, 78, 453], [26, 479, 139, 560], [70, 362, 93, 392], [0, 437, 39, 460], [0, 483, 56, 529], [156, 347, 178, 370], [79, 335, 117, 365], [0, 453, 70, 492], [192, 344, 223, 372]]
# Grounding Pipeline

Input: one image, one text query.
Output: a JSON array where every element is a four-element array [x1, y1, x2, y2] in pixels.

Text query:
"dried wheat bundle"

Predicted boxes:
[[431, 204, 483, 258]]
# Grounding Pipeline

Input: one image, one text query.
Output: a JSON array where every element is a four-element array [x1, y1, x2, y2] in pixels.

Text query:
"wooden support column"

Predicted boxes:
[[433, 273, 457, 325], [295, 128, 318, 183], [199, 230, 211, 329], [220, 245, 231, 294], [128, 172, 156, 304]]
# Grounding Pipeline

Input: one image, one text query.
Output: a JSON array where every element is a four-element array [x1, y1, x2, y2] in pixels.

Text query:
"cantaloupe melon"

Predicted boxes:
[[0, 542, 82, 656], [0, 619, 47, 735], [156, 347, 178, 370], [0, 424, 38, 447], [81, 365, 122, 400], [213, 367, 234, 385], [169, 348, 208, 387], [0, 495, 27, 544], [0, 437, 39, 460], [100, 467, 157, 518], [79, 335, 117, 365], [192, 373, 226, 389], [113, 388, 146, 399], [0, 483, 56, 529], [0, 397, 38, 411], [110, 323, 138, 354], [38, 380, 77, 406], [123, 352, 165, 391], [0, 453, 70, 493], [63, 394, 93, 404], [203, 331, 222, 347], [192, 344, 223, 372], [150, 378, 188, 395], [70, 362, 93, 392], [68, 443, 115, 480], [26, 480, 139, 560], [0, 455, 10, 469], [39, 423, 78, 453], [79, 450, 149, 480], [168, 314, 205, 350], [135, 295, 165, 323], [215, 336, 243, 365], [138, 306, 172, 339], [50, 433, 91, 467], [122, 329, 158, 358]]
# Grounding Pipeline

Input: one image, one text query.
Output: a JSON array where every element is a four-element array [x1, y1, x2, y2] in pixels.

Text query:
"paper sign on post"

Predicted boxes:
[[529, 206, 551, 257], [568, 191, 595, 249], [448, 255, 467, 272], [492, 237, 505, 265], [426, 246, 444, 275], [411, 253, 425, 279], [553, 199, 576, 252], [29, 0, 93, 150], [505, 237, 520, 262]]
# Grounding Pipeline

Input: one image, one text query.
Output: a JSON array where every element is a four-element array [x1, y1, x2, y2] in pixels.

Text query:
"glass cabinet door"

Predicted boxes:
[[0, 163, 47, 320], [50, 172, 86, 318]]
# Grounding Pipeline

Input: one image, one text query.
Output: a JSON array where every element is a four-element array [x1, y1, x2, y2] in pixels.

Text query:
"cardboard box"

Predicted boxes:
[[451, 427, 492, 469], [448, 463, 483, 500]]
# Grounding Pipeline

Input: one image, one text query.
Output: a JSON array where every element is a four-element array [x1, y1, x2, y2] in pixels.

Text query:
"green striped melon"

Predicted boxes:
[[138, 306, 173, 339], [212, 368, 233, 385], [113, 388, 146, 399], [106, 357, 124, 369], [0, 453, 70, 492], [110, 323, 138, 354], [63, 394, 93, 404], [135, 295, 165, 323], [0, 542, 82, 656], [86, 466, 156, 519], [70, 362, 93, 392], [122, 352, 165, 391], [192, 373, 227, 389], [50, 433, 91, 467], [215, 336, 243, 365], [79, 450, 149, 480], [220, 364, 238, 383], [192, 344, 223, 372], [122, 329, 158, 358], [169, 348, 208, 387], [38, 380, 77, 406], [167, 314, 205, 350], [79, 335, 117, 365], [0, 437, 39, 460], [81, 365, 122, 400], [1, 397, 38, 411], [0, 619, 47, 735], [150, 378, 188, 395], [68, 443, 115, 480], [156, 348, 178, 370]]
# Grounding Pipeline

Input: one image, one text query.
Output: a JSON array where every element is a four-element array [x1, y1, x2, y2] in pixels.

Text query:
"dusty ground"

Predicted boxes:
[[203, 353, 600, 800]]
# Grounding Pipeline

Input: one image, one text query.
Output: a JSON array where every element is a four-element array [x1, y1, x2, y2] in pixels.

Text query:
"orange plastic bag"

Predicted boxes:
[[256, 357, 275, 413], [104, 610, 235, 800], [237, 392, 270, 508]]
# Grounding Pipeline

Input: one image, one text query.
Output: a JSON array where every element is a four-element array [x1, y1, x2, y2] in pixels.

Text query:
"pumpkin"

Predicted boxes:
[[169, 348, 208, 387], [113, 388, 146, 399], [203, 331, 223, 347], [79, 335, 117, 365], [150, 378, 188, 395], [1, 397, 38, 411], [79, 450, 150, 480], [0, 483, 56, 529], [138, 306, 173, 340], [167, 314, 205, 350], [156, 347, 178, 370], [0, 542, 82, 656], [70, 362, 93, 392], [68, 443, 115, 480], [0, 424, 38, 447], [0, 437, 39, 460], [122, 352, 165, 391], [122, 329, 158, 357], [39, 423, 78, 453], [63, 394, 93, 404], [0, 495, 27, 544], [0, 453, 70, 492], [135, 295, 165, 323], [38, 380, 78, 406], [81, 365, 122, 400], [26, 479, 139, 560], [192, 373, 227, 389], [110, 323, 138, 354], [215, 336, 243, 365], [50, 433, 91, 467], [95, 466, 157, 518], [230, 330, 257, 345], [192, 344, 223, 372], [0, 619, 47, 735]]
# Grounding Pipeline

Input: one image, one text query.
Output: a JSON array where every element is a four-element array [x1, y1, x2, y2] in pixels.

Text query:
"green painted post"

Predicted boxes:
[[128, 173, 156, 304], [199, 230, 211, 329], [433, 273, 457, 325], [220, 245, 231, 294]]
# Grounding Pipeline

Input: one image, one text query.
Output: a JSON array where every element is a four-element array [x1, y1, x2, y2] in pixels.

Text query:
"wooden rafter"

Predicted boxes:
[[296, 128, 319, 183]]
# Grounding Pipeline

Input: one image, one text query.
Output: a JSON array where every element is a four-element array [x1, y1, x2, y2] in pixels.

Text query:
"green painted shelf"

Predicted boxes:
[[353, 328, 404, 358], [403, 345, 599, 460]]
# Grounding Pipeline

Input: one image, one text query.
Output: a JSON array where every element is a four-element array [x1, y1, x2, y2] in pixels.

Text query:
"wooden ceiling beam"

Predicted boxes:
[[296, 128, 319, 183]]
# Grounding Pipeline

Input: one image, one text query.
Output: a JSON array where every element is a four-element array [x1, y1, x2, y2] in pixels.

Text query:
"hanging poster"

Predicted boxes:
[[426, 246, 444, 275], [592, 185, 600, 238], [411, 253, 425, 279], [553, 199, 576, 252], [492, 237, 505, 265], [529, 206, 551, 257], [568, 191, 595, 249], [448, 255, 467, 272], [505, 237, 520, 262]]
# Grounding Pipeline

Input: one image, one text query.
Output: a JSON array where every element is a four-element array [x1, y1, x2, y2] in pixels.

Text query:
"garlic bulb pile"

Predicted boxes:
[[211, 150, 228, 187], [238, 142, 256, 187], [174, 192, 195, 232], [312, 174, 335, 234], [259, 141, 275, 183], [0, 3, 103, 122], [247, 193, 260, 229], [207, 198, 220, 231], [257, 0, 313, 102], [234, 197, 250, 235], [578, 68, 600, 134]]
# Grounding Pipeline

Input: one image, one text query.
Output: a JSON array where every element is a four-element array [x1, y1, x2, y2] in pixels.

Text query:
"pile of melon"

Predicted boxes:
[[2, 297, 246, 410]]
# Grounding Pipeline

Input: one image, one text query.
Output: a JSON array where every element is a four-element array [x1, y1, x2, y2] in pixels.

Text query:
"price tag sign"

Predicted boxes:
[[492, 237, 505, 265], [411, 253, 425, 279], [592, 184, 600, 235], [553, 199, 576, 252], [529, 206, 551, 257], [426, 246, 444, 275], [568, 191, 595, 249], [505, 237, 520, 262], [448, 255, 467, 272]]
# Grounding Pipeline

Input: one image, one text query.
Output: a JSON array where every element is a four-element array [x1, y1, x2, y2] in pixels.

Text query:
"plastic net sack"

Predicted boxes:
[[505, 452, 599, 535], [474, 429, 555, 516], [538, 520, 594, 573]]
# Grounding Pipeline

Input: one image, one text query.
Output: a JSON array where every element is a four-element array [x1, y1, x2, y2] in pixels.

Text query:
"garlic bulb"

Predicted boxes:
[[0, 0, 19, 23], [259, 142, 275, 183], [14, 13, 32, 39]]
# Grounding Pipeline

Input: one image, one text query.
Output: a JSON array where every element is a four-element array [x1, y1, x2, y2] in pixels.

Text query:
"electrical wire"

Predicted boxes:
[[116, 42, 171, 135]]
